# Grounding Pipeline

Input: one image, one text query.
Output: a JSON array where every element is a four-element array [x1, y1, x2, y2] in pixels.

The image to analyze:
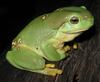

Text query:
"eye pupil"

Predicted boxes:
[[70, 16, 79, 24]]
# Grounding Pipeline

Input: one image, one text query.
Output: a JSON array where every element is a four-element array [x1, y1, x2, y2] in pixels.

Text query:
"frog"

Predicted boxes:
[[6, 6, 94, 76]]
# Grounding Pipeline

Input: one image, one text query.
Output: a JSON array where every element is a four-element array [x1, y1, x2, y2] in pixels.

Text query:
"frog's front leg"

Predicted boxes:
[[52, 39, 71, 54], [41, 41, 66, 61], [52, 37, 79, 54]]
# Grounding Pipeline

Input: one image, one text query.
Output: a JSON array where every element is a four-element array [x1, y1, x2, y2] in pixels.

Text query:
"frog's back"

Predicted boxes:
[[14, 15, 56, 47]]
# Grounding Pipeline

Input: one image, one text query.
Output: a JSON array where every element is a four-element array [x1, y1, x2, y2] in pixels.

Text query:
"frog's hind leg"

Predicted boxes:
[[6, 48, 62, 76], [6, 47, 45, 72]]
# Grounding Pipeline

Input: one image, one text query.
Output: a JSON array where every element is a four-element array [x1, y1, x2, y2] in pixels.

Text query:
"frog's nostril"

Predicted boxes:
[[83, 15, 88, 19]]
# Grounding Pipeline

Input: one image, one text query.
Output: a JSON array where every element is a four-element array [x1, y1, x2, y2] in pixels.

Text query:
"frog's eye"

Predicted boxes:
[[70, 16, 79, 24]]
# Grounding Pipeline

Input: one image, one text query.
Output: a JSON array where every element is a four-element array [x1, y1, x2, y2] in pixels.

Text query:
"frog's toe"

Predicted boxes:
[[64, 45, 71, 52], [73, 43, 79, 49], [45, 64, 55, 68]]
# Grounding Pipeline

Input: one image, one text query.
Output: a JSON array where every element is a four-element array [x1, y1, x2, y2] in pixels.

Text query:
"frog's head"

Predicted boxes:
[[59, 6, 94, 35], [46, 6, 94, 42]]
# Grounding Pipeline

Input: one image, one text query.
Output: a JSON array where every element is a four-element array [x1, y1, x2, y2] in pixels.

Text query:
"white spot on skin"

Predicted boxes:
[[65, 16, 67, 18], [12, 41, 16, 46], [12, 38, 22, 48], [42, 14, 48, 20], [18, 38, 22, 44], [56, 8, 63, 11], [84, 15, 88, 19]]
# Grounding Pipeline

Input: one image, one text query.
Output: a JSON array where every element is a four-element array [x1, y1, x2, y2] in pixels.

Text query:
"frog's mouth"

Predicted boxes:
[[63, 31, 83, 35], [67, 31, 82, 34], [59, 31, 82, 42], [65, 29, 87, 34]]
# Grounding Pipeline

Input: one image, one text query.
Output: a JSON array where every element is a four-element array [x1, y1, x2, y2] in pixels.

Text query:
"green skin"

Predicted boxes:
[[6, 6, 94, 76]]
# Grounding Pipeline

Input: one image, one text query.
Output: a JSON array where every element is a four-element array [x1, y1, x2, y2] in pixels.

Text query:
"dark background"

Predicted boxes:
[[0, 0, 100, 82]]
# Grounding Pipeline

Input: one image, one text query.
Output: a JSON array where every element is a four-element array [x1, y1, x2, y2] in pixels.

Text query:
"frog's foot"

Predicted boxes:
[[43, 67, 63, 76], [41, 64, 63, 76], [73, 43, 79, 49], [56, 45, 71, 54]]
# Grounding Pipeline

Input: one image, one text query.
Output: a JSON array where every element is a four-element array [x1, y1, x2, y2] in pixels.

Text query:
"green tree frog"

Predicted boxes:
[[6, 6, 94, 76]]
